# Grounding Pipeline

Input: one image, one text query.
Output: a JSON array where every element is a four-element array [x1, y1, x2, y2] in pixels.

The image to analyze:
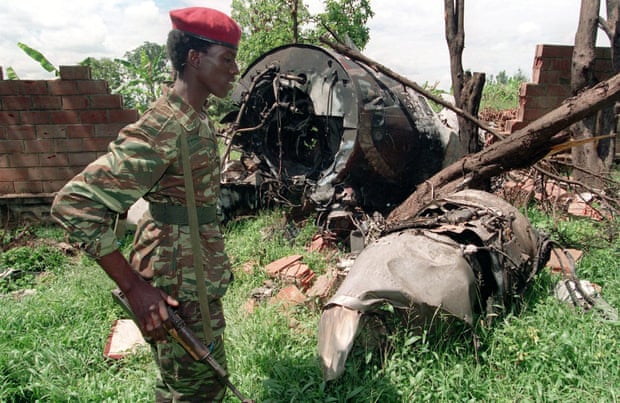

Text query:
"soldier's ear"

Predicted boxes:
[[187, 49, 201, 69]]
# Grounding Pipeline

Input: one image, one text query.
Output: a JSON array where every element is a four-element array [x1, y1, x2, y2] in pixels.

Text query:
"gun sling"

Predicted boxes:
[[178, 130, 215, 345]]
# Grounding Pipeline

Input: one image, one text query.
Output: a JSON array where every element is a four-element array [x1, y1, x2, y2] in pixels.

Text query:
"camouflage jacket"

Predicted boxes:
[[51, 91, 231, 299]]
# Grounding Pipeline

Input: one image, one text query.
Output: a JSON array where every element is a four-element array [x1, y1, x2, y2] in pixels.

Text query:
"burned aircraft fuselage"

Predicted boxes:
[[222, 44, 458, 215]]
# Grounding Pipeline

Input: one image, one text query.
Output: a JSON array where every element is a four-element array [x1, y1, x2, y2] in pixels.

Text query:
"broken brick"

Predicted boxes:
[[567, 200, 604, 221], [272, 284, 307, 307], [307, 272, 337, 300], [265, 254, 303, 277], [308, 234, 327, 252], [546, 248, 583, 275]]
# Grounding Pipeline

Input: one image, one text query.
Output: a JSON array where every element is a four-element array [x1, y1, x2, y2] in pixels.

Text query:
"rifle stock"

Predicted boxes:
[[111, 288, 254, 403]]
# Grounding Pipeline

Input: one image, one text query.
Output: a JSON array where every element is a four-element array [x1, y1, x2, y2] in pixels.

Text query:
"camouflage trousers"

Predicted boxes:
[[152, 298, 227, 403], [130, 221, 233, 402]]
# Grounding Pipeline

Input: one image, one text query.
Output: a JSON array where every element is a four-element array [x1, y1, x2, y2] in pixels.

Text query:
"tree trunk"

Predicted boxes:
[[571, 0, 615, 188], [387, 72, 620, 225], [444, 0, 486, 154], [291, 0, 299, 44], [604, 0, 620, 159]]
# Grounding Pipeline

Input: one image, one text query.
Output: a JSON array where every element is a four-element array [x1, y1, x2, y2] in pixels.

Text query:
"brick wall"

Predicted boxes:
[[505, 44, 614, 132], [0, 65, 138, 197]]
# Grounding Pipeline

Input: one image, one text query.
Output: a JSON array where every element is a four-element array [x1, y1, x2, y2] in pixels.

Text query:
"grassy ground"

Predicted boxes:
[[1, 208, 619, 402]]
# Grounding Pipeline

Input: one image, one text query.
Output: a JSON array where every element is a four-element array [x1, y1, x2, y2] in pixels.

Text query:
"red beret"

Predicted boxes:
[[170, 7, 241, 50]]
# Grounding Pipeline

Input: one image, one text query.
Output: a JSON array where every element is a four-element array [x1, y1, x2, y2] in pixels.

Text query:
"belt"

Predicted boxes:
[[149, 203, 217, 226]]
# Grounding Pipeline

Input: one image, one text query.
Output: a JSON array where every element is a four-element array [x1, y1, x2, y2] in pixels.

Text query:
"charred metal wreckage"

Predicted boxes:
[[219, 44, 553, 380], [219, 44, 465, 225]]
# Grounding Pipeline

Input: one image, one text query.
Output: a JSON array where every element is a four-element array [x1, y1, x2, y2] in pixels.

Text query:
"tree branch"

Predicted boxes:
[[386, 72, 620, 224], [319, 35, 504, 140]]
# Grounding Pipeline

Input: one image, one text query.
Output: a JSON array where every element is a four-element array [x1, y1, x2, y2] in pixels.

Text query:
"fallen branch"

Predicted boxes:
[[386, 73, 620, 224], [319, 38, 620, 223]]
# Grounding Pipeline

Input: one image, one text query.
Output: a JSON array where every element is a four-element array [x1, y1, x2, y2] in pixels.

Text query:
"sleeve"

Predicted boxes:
[[51, 121, 177, 258]]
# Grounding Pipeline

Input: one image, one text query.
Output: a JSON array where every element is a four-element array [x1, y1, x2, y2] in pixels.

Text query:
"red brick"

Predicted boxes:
[[52, 139, 85, 153], [594, 46, 611, 59], [0, 140, 25, 153], [91, 94, 122, 109], [594, 59, 613, 79], [82, 137, 112, 151], [39, 153, 70, 167], [94, 123, 124, 138], [23, 139, 55, 153], [0, 154, 8, 167], [36, 125, 67, 139], [0, 111, 19, 125], [265, 254, 303, 277], [59, 66, 91, 80], [47, 80, 78, 95], [0, 80, 18, 95], [0, 167, 28, 181], [548, 58, 572, 72], [7, 125, 36, 140], [505, 120, 529, 133], [526, 95, 563, 110], [68, 152, 98, 166], [532, 64, 541, 84], [62, 95, 91, 109], [273, 285, 306, 307], [2, 96, 32, 110], [0, 181, 16, 193], [76, 80, 109, 94], [50, 110, 80, 124], [19, 111, 51, 124], [537, 70, 562, 84], [17, 80, 48, 95], [7, 153, 39, 167], [80, 110, 109, 123], [306, 272, 337, 299], [520, 107, 549, 122], [109, 109, 138, 123], [42, 180, 69, 193], [66, 124, 94, 138], [26, 166, 77, 181], [546, 84, 571, 98], [31, 95, 62, 110], [535, 44, 573, 58], [14, 181, 43, 194]]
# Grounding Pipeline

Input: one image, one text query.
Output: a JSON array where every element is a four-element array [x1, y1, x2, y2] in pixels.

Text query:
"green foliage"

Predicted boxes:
[[312, 0, 374, 50], [5, 42, 57, 79], [80, 57, 124, 92], [17, 42, 59, 76], [422, 80, 450, 113], [232, 0, 311, 69], [5, 66, 19, 80], [82, 42, 170, 113], [231, 0, 374, 70], [115, 42, 170, 113], [0, 207, 619, 401], [480, 69, 528, 111], [0, 244, 67, 293]]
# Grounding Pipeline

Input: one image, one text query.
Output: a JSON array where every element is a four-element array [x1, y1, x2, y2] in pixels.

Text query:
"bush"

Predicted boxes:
[[0, 244, 68, 293]]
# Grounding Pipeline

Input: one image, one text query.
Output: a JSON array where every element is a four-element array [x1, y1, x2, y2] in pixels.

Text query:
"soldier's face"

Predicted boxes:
[[197, 45, 239, 98]]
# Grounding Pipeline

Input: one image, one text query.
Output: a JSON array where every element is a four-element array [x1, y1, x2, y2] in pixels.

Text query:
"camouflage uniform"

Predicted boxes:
[[51, 91, 232, 402]]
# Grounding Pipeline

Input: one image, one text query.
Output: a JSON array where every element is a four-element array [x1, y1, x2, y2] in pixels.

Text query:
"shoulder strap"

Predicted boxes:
[[179, 130, 214, 345]]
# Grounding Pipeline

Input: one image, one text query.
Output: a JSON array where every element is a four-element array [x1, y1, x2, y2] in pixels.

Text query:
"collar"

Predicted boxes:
[[166, 90, 202, 132]]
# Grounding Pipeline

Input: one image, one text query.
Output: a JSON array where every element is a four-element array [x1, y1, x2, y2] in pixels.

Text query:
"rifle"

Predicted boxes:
[[112, 288, 254, 403]]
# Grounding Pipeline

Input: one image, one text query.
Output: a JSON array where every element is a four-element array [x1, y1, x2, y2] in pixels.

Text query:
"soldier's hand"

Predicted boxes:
[[125, 281, 179, 342]]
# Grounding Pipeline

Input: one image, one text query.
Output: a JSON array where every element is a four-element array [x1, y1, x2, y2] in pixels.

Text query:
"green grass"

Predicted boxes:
[[1, 208, 619, 402]]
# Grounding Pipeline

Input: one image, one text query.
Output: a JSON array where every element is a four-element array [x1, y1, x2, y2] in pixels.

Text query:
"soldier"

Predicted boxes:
[[51, 7, 241, 402]]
